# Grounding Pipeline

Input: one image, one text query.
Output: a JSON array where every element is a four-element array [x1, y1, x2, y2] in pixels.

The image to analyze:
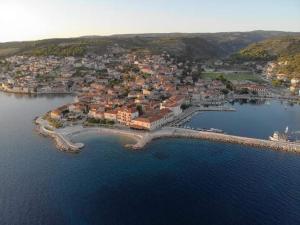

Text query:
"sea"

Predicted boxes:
[[0, 92, 300, 225]]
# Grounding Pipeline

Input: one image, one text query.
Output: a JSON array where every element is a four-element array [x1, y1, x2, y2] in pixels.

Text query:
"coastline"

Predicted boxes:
[[0, 88, 73, 95], [35, 117, 300, 154]]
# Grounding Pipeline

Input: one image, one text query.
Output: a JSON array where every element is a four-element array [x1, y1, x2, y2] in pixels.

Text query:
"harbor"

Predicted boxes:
[[36, 116, 300, 154], [167, 106, 236, 127]]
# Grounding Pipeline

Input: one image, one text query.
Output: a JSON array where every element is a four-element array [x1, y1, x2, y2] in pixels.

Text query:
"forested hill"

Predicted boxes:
[[0, 31, 298, 60], [233, 36, 300, 61], [233, 36, 300, 78]]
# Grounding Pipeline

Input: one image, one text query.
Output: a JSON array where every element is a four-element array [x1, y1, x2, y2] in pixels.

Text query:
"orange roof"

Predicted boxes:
[[118, 107, 138, 114], [134, 109, 172, 124]]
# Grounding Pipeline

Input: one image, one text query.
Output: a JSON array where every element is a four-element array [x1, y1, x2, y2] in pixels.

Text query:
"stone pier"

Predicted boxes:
[[130, 127, 300, 153]]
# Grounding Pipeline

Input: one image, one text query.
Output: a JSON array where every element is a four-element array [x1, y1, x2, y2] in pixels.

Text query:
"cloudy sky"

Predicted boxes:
[[0, 0, 299, 42]]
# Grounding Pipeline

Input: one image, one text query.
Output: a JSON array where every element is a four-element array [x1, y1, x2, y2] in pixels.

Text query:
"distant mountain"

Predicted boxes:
[[0, 31, 299, 60]]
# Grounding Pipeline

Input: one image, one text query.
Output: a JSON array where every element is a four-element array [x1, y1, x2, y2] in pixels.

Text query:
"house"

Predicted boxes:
[[139, 65, 154, 75], [210, 80, 226, 90], [88, 105, 105, 119], [88, 109, 104, 119], [68, 103, 88, 114], [160, 95, 185, 116], [237, 84, 269, 96], [291, 78, 300, 86], [117, 107, 139, 126], [50, 105, 69, 120], [104, 110, 118, 121], [50, 110, 63, 120], [276, 73, 288, 81], [142, 89, 152, 96], [160, 101, 182, 116], [201, 90, 225, 103]]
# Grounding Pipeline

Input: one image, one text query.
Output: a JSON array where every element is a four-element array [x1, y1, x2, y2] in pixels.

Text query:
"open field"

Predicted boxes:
[[0, 48, 20, 57], [200, 72, 265, 83]]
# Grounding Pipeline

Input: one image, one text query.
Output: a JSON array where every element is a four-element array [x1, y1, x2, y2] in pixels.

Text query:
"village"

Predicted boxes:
[[1, 47, 300, 132]]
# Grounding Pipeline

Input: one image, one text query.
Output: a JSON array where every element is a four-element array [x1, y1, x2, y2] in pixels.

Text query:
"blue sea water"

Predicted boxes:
[[0, 93, 300, 225], [186, 100, 300, 139]]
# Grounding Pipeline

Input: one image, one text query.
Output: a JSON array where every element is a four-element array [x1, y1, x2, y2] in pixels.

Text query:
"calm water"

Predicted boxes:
[[186, 100, 300, 139], [0, 93, 300, 225]]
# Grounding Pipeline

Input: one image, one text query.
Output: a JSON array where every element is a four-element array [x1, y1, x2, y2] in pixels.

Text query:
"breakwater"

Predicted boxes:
[[130, 127, 300, 153], [36, 118, 84, 153]]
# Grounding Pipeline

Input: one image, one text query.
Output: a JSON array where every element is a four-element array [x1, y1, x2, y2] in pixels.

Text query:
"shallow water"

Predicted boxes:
[[0, 93, 300, 225]]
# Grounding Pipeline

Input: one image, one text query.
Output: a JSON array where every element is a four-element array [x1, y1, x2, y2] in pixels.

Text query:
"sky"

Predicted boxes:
[[0, 0, 299, 42]]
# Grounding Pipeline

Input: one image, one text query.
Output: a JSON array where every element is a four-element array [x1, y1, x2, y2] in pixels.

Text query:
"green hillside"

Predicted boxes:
[[0, 31, 298, 60], [233, 36, 300, 77], [234, 36, 300, 61]]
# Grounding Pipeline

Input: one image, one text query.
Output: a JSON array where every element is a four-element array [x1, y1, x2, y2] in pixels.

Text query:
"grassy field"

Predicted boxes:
[[0, 48, 20, 57], [200, 72, 265, 83]]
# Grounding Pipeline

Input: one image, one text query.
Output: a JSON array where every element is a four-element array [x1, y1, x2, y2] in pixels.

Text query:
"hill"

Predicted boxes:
[[233, 36, 300, 78], [0, 31, 298, 60]]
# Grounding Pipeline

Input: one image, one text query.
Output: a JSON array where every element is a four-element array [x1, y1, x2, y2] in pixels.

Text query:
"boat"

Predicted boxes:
[[269, 131, 288, 142], [269, 126, 290, 142], [207, 128, 224, 133]]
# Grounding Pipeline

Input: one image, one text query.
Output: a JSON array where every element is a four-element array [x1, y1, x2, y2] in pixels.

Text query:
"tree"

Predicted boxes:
[[136, 105, 143, 115], [272, 79, 283, 87], [221, 89, 229, 95]]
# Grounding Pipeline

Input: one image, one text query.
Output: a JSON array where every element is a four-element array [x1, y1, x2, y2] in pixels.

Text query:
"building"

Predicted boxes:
[[131, 109, 173, 130], [88, 108, 104, 119], [50, 105, 69, 120], [104, 110, 118, 121], [68, 103, 88, 114], [117, 107, 139, 126], [160, 96, 185, 116], [291, 78, 300, 86], [237, 84, 269, 96]]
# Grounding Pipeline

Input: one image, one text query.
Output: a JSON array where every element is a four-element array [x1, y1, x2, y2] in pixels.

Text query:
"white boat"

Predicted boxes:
[[285, 126, 289, 134], [269, 131, 288, 142], [207, 128, 224, 133]]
